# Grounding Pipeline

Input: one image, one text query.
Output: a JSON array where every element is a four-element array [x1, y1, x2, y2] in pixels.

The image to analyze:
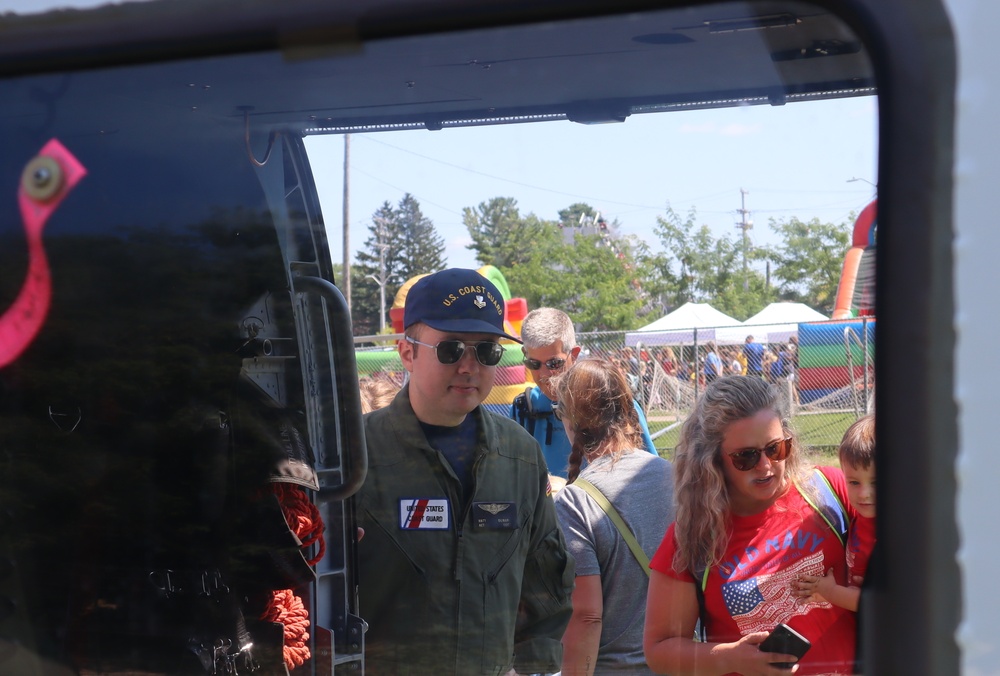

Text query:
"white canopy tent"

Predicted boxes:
[[625, 302, 743, 346], [740, 302, 828, 343]]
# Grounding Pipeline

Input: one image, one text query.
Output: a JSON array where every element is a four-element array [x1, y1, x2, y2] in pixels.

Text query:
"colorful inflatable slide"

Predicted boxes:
[[355, 266, 529, 414], [794, 201, 877, 406], [832, 199, 877, 319]]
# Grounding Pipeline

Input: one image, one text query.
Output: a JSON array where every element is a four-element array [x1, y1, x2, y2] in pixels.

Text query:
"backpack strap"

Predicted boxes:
[[573, 478, 650, 577], [692, 563, 709, 642], [692, 467, 848, 642], [514, 386, 561, 440], [796, 467, 850, 546], [512, 386, 535, 434]]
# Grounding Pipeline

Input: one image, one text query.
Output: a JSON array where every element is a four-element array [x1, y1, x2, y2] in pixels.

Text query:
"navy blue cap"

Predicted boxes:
[[404, 268, 521, 342]]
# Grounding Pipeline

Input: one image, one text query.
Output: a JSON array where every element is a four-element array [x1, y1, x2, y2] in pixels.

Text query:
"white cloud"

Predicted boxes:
[[720, 123, 763, 136]]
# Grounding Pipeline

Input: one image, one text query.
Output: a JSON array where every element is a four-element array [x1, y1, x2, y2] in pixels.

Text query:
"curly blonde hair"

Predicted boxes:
[[672, 375, 812, 575], [359, 377, 400, 414], [554, 358, 644, 484]]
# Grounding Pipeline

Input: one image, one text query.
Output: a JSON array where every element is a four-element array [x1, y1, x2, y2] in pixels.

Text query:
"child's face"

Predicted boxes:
[[845, 462, 876, 518]]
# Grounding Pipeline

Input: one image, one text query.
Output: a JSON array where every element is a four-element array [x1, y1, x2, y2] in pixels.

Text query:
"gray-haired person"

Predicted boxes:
[[510, 307, 658, 480]]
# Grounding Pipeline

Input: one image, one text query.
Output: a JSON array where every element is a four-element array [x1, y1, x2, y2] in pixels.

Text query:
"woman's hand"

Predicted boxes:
[[717, 632, 803, 675]]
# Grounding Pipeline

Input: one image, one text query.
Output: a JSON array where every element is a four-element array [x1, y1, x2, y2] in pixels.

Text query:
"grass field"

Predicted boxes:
[[649, 409, 854, 467]]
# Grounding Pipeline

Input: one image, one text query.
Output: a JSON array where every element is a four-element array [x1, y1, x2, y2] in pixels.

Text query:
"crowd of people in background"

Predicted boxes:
[[600, 336, 801, 409], [353, 269, 872, 675]]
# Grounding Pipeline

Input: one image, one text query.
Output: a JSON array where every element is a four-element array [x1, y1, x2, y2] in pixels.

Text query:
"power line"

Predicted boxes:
[[357, 134, 665, 210]]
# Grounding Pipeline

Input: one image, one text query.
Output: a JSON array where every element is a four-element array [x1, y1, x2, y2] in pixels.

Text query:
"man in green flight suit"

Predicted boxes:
[[356, 268, 574, 676]]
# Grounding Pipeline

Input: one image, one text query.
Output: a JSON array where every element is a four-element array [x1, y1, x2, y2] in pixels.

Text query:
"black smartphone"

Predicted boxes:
[[758, 623, 811, 669]]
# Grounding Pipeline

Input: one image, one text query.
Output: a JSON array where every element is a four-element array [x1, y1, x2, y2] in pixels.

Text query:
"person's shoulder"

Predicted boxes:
[[365, 403, 394, 424], [363, 395, 420, 464], [484, 408, 543, 456], [364, 398, 407, 433], [363, 404, 391, 437], [815, 465, 846, 484], [527, 386, 554, 412], [629, 451, 675, 481], [624, 448, 669, 465], [486, 407, 531, 433]]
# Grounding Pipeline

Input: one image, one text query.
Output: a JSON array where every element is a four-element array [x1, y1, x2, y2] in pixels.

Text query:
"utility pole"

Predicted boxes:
[[736, 188, 753, 290], [368, 216, 390, 334], [342, 134, 351, 314]]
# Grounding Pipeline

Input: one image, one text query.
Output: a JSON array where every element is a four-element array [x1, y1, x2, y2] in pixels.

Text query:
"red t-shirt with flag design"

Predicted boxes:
[[650, 466, 857, 675]]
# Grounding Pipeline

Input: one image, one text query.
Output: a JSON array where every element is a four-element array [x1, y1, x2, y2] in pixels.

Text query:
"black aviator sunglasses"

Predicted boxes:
[[727, 437, 793, 471], [522, 357, 567, 371], [405, 336, 505, 366]]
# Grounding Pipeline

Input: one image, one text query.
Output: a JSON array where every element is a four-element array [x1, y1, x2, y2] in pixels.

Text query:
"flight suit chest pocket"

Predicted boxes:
[[483, 501, 531, 583]]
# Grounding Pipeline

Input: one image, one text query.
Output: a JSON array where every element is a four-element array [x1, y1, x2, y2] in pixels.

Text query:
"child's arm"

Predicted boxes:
[[794, 568, 860, 612]]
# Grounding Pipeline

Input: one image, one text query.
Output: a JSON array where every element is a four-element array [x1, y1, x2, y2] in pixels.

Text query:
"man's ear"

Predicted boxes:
[[399, 336, 416, 373], [570, 345, 582, 360]]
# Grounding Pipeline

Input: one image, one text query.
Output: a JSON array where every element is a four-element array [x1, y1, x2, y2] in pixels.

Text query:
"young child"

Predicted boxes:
[[795, 414, 876, 611]]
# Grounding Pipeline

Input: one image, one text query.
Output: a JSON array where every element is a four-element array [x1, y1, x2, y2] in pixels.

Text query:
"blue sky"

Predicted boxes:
[[6, 0, 878, 276], [306, 95, 878, 273]]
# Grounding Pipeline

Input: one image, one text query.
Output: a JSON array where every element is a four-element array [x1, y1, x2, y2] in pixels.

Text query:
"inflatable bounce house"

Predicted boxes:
[[356, 266, 529, 415], [790, 201, 876, 407], [797, 318, 875, 405], [832, 199, 876, 320]]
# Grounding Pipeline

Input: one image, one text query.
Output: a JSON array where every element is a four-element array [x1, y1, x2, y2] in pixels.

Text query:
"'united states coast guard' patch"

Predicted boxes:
[[399, 498, 450, 529]]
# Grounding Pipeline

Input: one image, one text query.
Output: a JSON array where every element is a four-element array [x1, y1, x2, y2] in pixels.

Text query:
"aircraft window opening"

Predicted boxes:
[[0, 0, 908, 674]]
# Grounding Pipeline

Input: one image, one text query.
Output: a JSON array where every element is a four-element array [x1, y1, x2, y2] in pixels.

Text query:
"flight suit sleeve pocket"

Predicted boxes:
[[519, 527, 575, 621]]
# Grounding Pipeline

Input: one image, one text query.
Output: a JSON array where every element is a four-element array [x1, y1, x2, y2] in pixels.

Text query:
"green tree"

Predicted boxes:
[[557, 202, 598, 228], [491, 219, 564, 304], [650, 206, 774, 320], [464, 197, 548, 267], [554, 233, 649, 331], [396, 193, 447, 279], [353, 195, 446, 335], [496, 229, 648, 331], [466, 201, 649, 330], [766, 214, 851, 315]]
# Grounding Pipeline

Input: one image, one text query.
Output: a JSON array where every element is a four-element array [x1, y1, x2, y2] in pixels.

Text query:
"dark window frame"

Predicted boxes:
[[0, 0, 959, 673]]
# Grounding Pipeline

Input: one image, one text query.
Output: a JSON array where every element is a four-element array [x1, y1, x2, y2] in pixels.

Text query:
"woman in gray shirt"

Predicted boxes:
[[553, 358, 675, 674]]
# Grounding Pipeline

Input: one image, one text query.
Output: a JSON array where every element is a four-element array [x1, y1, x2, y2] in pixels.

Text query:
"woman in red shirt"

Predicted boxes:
[[643, 376, 857, 675]]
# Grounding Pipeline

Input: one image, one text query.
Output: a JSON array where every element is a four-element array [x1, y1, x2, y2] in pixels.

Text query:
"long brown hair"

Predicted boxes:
[[554, 358, 644, 484], [672, 375, 811, 575]]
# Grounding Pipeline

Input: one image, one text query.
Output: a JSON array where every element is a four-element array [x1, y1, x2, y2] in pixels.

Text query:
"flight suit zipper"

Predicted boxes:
[[454, 448, 486, 580]]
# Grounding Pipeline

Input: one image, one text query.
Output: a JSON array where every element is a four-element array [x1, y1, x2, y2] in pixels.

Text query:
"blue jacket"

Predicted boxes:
[[744, 342, 765, 374], [509, 386, 658, 478]]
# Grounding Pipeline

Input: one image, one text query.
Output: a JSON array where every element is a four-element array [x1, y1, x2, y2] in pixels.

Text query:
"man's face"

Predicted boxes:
[[399, 325, 498, 426], [522, 340, 580, 400]]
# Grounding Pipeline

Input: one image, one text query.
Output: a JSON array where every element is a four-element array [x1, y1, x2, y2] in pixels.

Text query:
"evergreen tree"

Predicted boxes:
[[557, 202, 598, 228], [352, 194, 446, 335], [396, 193, 446, 279]]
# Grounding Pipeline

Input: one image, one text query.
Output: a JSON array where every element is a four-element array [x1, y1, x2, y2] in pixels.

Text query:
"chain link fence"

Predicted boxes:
[[354, 317, 875, 457], [591, 317, 875, 456]]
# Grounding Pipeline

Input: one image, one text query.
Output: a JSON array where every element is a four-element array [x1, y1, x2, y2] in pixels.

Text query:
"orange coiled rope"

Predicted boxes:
[[260, 588, 311, 669], [271, 482, 326, 566], [260, 483, 326, 670]]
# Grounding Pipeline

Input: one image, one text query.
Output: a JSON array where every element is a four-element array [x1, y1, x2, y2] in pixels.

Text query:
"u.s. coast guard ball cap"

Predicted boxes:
[[404, 268, 521, 342]]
